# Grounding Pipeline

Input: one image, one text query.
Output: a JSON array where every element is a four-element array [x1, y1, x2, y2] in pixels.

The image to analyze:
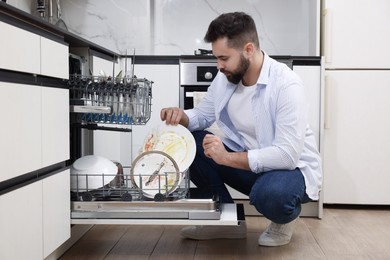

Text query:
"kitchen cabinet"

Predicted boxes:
[[0, 20, 41, 75], [322, 0, 390, 204], [0, 82, 42, 181], [0, 82, 69, 181], [0, 181, 43, 260], [0, 169, 70, 260], [41, 36, 69, 79], [43, 169, 71, 258], [42, 87, 70, 168], [0, 12, 71, 259], [0, 21, 68, 79], [322, 0, 390, 69], [323, 71, 390, 204]]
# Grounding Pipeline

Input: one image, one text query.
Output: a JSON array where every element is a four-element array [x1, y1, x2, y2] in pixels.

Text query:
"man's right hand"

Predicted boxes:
[[160, 107, 189, 127]]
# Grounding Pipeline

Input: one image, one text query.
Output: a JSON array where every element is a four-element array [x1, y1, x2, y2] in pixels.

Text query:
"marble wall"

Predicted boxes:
[[6, 0, 320, 56]]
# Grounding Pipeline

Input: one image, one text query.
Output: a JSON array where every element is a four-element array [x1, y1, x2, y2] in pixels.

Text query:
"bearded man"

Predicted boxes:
[[160, 12, 322, 247]]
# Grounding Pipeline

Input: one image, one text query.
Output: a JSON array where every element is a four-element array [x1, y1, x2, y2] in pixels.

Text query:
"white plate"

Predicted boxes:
[[142, 124, 196, 172], [131, 151, 180, 199]]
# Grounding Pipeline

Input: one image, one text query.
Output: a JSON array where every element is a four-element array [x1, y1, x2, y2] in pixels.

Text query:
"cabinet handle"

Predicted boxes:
[[324, 76, 331, 129], [324, 8, 333, 64]]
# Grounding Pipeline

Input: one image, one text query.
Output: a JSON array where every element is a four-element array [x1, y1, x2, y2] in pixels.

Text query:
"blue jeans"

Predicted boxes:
[[189, 131, 311, 224]]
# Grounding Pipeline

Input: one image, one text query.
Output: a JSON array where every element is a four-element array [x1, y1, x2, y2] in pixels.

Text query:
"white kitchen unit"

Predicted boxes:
[[43, 169, 71, 258], [0, 181, 43, 260], [322, 0, 390, 69], [323, 71, 390, 204], [0, 82, 42, 181], [0, 169, 70, 260], [0, 10, 71, 260], [322, 0, 390, 204], [0, 20, 69, 79], [42, 87, 70, 168], [0, 82, 69, 180], [0, 20, 40, 74], [40, 36, 69, 79]]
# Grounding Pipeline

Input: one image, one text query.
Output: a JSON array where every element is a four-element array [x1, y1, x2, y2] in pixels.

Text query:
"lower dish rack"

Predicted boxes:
[[70, 167, 242, 225]]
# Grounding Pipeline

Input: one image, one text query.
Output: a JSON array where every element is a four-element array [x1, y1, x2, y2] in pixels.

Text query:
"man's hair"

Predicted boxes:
[[204, 12, 260, 50]]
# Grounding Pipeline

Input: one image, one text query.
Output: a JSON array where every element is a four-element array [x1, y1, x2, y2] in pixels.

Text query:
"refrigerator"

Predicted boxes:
[[321, 0, 390, 204]]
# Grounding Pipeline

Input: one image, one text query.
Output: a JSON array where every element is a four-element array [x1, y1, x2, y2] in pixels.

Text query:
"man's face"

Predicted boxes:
[[212, 38, 250, 84]]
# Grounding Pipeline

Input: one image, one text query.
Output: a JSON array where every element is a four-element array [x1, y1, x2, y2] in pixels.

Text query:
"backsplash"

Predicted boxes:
[[5, 0, 320, 56]]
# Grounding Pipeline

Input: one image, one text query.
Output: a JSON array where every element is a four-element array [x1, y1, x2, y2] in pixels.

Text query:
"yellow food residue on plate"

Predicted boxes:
[[146, 132, 187, 166]]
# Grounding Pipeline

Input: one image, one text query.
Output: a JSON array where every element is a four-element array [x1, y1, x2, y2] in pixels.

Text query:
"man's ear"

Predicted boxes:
[[243, 42, 255, 57]]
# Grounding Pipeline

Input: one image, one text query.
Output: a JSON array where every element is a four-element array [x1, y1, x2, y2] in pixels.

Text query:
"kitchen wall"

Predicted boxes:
[[5, 0, 32, 13], [6, 0, 320, 56]]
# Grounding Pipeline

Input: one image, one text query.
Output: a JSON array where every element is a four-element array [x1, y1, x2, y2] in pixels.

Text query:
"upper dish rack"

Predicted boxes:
[[68, 75, 153, 129]]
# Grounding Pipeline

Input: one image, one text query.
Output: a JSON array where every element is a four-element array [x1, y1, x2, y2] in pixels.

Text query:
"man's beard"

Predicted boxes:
[[220, 53, 250, 84]]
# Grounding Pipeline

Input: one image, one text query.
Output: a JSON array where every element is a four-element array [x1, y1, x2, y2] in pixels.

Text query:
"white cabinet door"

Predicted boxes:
[[293, 65, 322, 148], [323, 0, 390, 69], [131, 64, 180, 161], [43, 169, 71, 258], [0, 82, 42, 182], [0, 182, 43, 260], [41, 87, 70, 168], [40, 37, 69, 79], [323, 70, 390, 204], [0, 21, 40, 75]]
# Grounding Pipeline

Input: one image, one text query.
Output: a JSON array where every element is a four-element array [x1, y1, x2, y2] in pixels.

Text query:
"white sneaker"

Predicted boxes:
[[258, 217, 299, 246], [181, 222, 247, 240]]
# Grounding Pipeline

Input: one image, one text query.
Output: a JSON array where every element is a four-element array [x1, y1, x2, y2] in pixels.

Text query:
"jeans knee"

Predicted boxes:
[[249, 185, 301, 224]]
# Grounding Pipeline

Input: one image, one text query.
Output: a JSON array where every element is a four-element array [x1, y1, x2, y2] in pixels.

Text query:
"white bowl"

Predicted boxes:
[[70, 155, 118, 191]]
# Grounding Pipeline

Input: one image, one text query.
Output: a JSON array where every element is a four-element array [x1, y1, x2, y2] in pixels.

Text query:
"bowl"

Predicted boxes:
[[70, 155, 118, 191]]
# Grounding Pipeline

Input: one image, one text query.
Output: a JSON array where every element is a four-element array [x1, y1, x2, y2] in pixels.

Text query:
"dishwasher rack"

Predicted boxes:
[[68, 75, 152, 127], [70, 166, 190, 202], [70, 167, 236, 223]]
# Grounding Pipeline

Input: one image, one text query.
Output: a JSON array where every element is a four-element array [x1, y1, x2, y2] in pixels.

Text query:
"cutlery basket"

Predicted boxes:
[[68, 75, 152, 126]]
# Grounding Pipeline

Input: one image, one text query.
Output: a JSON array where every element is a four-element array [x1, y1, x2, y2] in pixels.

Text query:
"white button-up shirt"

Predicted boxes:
[[185, 53, 322, 200]]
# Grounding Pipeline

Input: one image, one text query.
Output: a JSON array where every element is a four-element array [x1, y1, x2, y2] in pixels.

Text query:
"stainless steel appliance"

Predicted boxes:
[[180, 56, 218, 109]]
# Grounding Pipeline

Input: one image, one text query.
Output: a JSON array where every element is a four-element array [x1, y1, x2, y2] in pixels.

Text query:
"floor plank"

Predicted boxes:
[[59, 207, 390, 259]]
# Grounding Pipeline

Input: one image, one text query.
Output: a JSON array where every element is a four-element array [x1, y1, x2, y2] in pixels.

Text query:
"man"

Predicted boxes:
[[160, 12, 322, 247]]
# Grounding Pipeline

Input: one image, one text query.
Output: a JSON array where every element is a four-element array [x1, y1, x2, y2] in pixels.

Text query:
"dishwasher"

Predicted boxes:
[[68, 71, 243, 226]]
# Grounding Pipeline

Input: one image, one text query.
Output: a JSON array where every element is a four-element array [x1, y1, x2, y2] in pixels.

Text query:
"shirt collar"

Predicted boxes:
[[257, 51, 271, 86]]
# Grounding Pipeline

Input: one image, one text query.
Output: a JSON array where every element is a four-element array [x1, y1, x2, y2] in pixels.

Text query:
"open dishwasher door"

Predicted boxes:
[[71, 199, 244, 226], [70, 161, 244, 226]]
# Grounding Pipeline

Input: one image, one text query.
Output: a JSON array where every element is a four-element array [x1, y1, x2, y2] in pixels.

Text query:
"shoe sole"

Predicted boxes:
[[258, 239, 291, 247], [181, 232, 247, 240]]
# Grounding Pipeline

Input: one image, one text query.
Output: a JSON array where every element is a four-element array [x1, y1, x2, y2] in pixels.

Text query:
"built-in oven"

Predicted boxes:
[[179, 57, 218, 109]]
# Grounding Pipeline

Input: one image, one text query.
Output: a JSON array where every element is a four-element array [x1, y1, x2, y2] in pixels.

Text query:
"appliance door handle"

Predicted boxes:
[[324, 8, 333, 64], [324, 76, 331, 129]]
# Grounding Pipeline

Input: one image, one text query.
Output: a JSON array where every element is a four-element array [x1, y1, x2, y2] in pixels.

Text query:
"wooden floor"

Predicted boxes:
[[59, 206, 390, 259]]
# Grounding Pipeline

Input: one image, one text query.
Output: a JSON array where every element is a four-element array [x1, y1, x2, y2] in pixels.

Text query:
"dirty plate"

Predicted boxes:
[[131, 151, 180, 199], [142, 124, 196, 172]]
